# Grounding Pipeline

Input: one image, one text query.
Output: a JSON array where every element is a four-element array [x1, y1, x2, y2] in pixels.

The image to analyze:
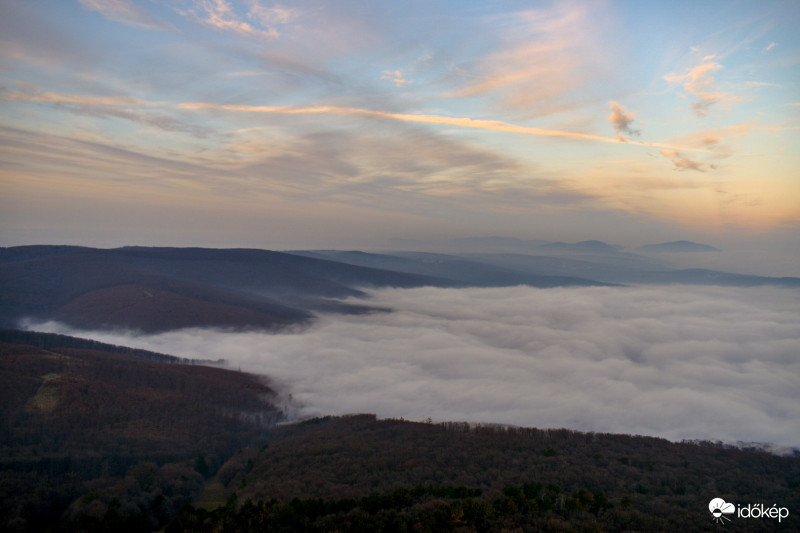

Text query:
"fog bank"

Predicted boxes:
[[31, 285, 800, 447]]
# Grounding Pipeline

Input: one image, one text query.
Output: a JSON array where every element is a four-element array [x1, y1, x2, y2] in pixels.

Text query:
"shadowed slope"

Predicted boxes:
[[52, 284, 307, 333], [0, 246, 455, 332]]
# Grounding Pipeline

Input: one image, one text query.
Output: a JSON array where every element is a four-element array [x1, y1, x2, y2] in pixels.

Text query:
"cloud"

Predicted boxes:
[[232, 126, 542, 207], [0, 120, 559, 219], [0, 83, 706, 152], [745, 80, 781, 89], [246, 1, 297, 26], [79, 106, 214, 137], [381, 70, 412, 87], [0, 1, 97, 69], [764, 41, 777, 52], [32, 285, 800, 448], [666, 124, 752, 162], [178, 100, 706, 152], [607, 102, 639, 141], [0, 83, 145, 107], [664, 59, 739, 117], [182, 0, 296, 40], [79, 0, 172, 31], [0, 125, 221, 190], [448, 3, 610, 117], [0, 84, 210, 137], [660, 150, 708, 172]]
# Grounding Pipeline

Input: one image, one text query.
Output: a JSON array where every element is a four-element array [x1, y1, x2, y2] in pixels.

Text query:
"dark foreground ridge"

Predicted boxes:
[[0, 331, 283, 532], [196, 414, 799, 532]]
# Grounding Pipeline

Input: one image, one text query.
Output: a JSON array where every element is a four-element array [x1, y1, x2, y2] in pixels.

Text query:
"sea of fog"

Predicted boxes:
[[30, 285, 800, 449]]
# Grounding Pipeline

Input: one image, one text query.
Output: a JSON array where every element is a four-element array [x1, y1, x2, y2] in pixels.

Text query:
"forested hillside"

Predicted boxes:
[[0, 331, 282, 532], [188, 414, 799, 532]]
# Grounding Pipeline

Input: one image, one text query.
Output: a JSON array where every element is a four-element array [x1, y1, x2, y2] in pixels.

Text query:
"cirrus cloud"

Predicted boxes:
[[449, 2, 611, 118], [79, 0, 172, 31]]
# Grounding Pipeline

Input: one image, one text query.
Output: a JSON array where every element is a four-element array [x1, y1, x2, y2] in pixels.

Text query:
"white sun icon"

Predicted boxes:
[[709, 498, 735, 525]]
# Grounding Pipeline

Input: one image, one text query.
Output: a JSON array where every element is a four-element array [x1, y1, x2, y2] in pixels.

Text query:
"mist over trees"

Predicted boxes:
[[47, 284, 800, 448]]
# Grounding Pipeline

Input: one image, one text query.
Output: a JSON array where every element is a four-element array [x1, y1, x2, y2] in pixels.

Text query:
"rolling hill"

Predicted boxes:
[[0, 246, 458, 333]]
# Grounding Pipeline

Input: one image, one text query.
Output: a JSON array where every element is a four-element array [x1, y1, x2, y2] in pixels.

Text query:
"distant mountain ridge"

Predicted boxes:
[[2, 244, 797, 334], [639, 240, 720, 253], [385, 237, 627, 255], [538, 240, 624, 254], [294, 249, 800, 289], [292, 250, 608, 288]]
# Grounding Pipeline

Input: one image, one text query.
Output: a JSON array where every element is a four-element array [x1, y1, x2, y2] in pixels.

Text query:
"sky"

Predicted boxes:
[[1, 0, 799, 252], [31, 285, 800, 449]]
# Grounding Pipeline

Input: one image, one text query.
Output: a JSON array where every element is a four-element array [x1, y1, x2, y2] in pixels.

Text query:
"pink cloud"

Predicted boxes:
[[607, 102, 639, 141], [448, 3, 606, 117], [78, 0, 171, 31], [181, 0, 298, 40], [664, 59, 740, 117], [660, 150, 708, 172]]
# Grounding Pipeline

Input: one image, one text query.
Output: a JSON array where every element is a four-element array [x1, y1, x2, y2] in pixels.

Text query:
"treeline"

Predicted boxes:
[[0, 329, 197, 364], [164, 483, 618, 533], [218, 415, 800, 531], [0, 329, 224, 364]]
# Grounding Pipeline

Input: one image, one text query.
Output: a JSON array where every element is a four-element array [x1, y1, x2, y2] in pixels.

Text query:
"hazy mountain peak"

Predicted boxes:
[[639, 241, 720, 253], [539, 240, 623, 254]]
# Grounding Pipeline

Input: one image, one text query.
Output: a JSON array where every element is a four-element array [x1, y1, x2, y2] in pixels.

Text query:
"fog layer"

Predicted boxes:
[[32, 285, 800, 447]]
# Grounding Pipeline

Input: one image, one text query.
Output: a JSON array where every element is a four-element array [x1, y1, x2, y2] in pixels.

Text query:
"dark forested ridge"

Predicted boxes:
[[0, 331, 282, 532], [181, 414, 800, 532], [0, 245, 458, 333]]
